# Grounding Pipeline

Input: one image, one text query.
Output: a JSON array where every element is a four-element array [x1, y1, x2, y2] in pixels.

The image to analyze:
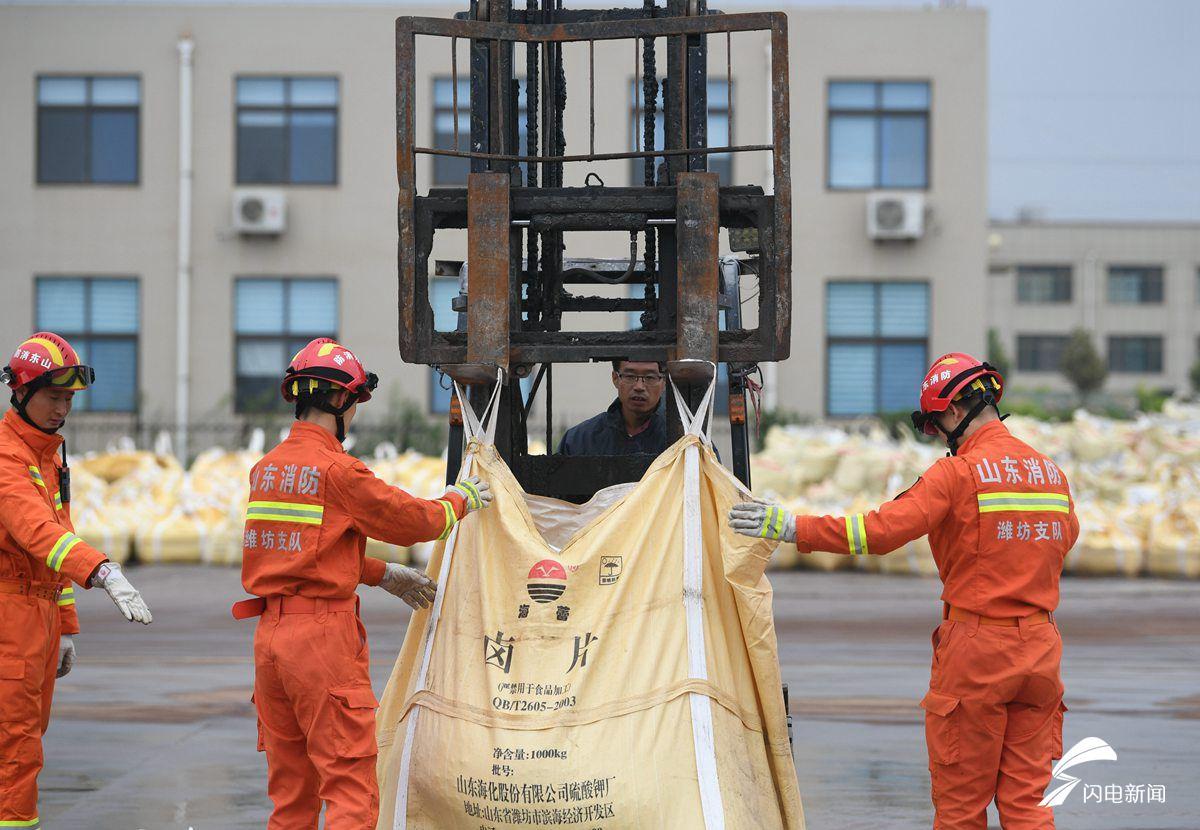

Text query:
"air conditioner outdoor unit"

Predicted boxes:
[[867, 192, 924, 240], [233, 189, 287, 235]]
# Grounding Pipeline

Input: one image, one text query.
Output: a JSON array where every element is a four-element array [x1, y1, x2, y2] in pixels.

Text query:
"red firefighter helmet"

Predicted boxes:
[[2, 332, 94, 393], [911, 352, 1004, 437], [281, 338, 378, 404]]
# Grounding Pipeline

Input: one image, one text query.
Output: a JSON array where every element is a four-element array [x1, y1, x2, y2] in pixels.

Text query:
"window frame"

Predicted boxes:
[[232, 276, 340, 414], [825, 79, 932, 192], [824, 279, 930, 417], [32, 275, 140, 413], [35, 74, 142, 186], [628, 76, 734, 186], [1016, 334, 1071, 373], [1015, 265, 1073, 304], [234, 75, 340, 186], [430, 75, 529, 186], [1107, 335, 1164, 374], [1106, 265, 1164, 305]]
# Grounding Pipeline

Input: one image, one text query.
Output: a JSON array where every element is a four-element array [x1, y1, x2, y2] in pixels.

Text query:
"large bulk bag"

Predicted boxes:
[[1065, 504, 1143, 577], [1146, 505, 1200, 578], [135, 509, 214, 563], [376, 382, 804, 829]]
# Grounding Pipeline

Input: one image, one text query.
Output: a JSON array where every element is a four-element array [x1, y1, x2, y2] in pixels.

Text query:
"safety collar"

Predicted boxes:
[[2, 408, 64, 456], [289, 415, 349, 451]]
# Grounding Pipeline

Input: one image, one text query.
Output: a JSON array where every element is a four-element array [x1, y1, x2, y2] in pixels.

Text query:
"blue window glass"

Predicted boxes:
[[879, 343, 927, 412], [432, 78, 529, 185], [35, 277, 139, 412], [235, 277, 338, 412], [826, 281, 928, 416], [37, 76, 140, 184], [82, 339, 138, 412], [879, 115, 927, 188], [828, 115, 876, 189], [630, 78, 733, 184], [236, 76, 338, 185], [828, 80, 929, 190], [828, 344, 878, 416]]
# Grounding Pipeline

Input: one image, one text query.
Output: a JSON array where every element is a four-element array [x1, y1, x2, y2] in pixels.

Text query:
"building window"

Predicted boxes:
[[1017, 335, 1069, 372], [37, 76, 140, 184], [236, 77, 338, 185], [827, 81, 929, 190], [826, 281, 928, 416], [35, 277, 139, 412], [1108, 336, 1163, 373], [428, 277, 461, 413], [432, 77, 528, 186], [630, 78, 733, 185], [1016, 266, 1072, 303], [234, 278, 338, 412], [1107, 266, 1163, 304]]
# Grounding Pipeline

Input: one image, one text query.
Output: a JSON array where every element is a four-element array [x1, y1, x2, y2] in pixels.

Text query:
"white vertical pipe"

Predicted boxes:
[[176, 37, 194, 462]]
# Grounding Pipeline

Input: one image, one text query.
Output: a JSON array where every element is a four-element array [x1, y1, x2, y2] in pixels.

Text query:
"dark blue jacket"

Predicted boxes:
[[557, 399, 669, 456]]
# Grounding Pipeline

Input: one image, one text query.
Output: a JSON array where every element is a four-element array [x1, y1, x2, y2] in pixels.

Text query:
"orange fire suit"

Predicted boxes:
[[793, 420, 1079, 830], [237, 421, 467, 830], [0, 409, 108, 828]]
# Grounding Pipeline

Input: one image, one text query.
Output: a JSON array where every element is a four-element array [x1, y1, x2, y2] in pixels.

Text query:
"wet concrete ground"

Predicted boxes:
[[39, 565, 1199, 830]]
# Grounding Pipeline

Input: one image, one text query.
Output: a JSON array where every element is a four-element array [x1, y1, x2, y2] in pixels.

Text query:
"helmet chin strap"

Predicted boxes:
[[10, 386, 73, 503], [296, 393, 356, 443], [11, 385, 59, 435], [934, 394, 996, 456]]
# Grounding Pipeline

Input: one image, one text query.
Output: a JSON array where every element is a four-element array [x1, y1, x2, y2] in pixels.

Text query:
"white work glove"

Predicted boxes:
[[89, 562, 153, 624], [57, 634, 76, 678], [445, 475, 492, 514], [728, 501, 797, 543], [379, 562, 438, 610]]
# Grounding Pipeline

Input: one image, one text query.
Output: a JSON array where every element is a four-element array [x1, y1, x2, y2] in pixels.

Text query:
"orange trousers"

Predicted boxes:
[[252, 598, 380, 830], [0, 590, 61, 828], [921, 614, 1066, 830]]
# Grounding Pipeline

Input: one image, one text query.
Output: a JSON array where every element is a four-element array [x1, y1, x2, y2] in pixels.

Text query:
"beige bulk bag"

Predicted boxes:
[[869, 534, 938, 577], [73, 518, 133, 565], [364, 538, 411, 565], [748, 453, 794, 499], [768, 541, 800, 571], [1065, 504, 1143, 577], [1146, 505, 1200, 579], [376, 382, 804, 830], [830, 445, 900, 497], [203, 519, 244, 567], [135, 509, 213, 564]]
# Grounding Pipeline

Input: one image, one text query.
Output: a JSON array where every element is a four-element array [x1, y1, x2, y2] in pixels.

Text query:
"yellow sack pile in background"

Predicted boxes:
[[376, 438, 804, 829]]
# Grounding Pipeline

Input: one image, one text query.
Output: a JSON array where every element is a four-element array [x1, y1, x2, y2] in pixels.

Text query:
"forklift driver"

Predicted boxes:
[[557, 360, 669, 457]]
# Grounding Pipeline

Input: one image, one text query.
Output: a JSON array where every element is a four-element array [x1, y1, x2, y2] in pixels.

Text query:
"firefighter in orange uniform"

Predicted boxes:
[[234, 338, 491, 829], [0, 332, 153, 829], [730, 353, 1079, 830]]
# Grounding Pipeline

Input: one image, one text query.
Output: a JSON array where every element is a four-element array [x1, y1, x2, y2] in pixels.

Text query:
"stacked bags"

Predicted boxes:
[[750, 401, 1200, 579]]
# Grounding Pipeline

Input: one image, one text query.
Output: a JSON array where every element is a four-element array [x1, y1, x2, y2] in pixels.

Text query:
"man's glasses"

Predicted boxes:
[[616, 372, 665, 385]]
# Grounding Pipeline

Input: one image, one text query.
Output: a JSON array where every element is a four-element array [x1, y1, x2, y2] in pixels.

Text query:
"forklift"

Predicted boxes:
[[395, 0, 792, 503]]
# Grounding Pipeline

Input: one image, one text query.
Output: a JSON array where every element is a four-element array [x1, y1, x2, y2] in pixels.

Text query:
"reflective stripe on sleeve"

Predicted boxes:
[[0, 818, 41, 827], [46, 532, 83, 572], [245, 501, 324, 525], [29, 466, 46, 490], [845, 513, 869, 555], [436, 499, 457, 541], [977, 492, 1070, 514], [57, 586, 75, 607]]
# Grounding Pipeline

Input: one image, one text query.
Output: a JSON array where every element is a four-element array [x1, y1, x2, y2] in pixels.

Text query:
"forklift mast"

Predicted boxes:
[[396, 0, 791, 502]]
